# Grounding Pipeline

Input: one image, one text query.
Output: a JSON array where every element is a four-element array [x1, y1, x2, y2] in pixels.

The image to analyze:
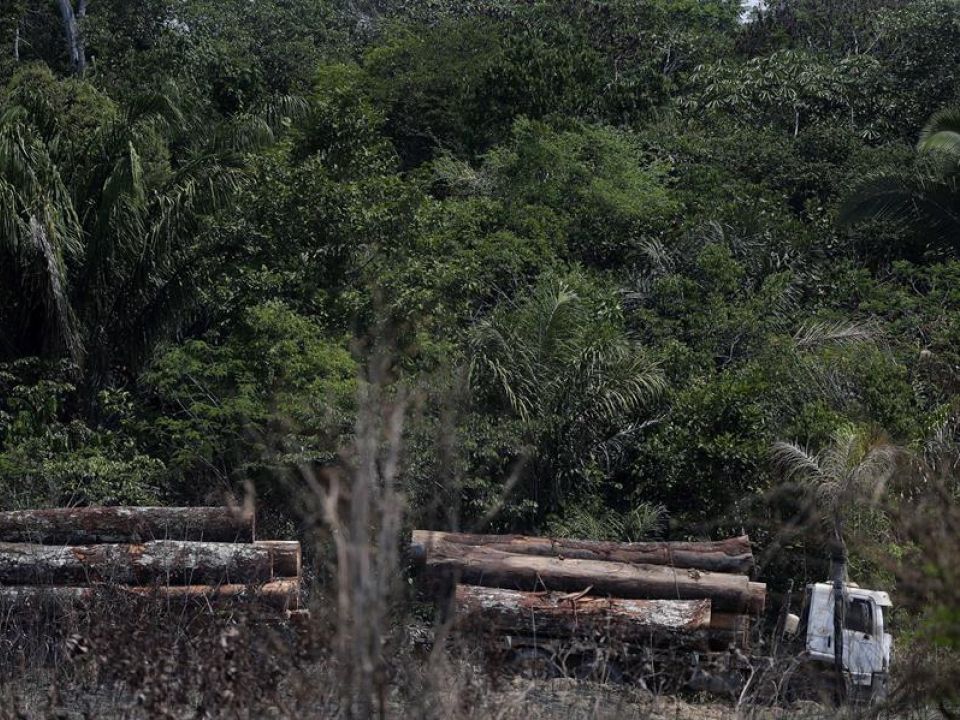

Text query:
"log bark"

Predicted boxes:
[[418, 539, 765, 614], [412, 530, 754, 575], [0, 580, 299, 612], [0, 506, 255, 544], [455, 585, 711, 640], [0, 540, 300, 585]]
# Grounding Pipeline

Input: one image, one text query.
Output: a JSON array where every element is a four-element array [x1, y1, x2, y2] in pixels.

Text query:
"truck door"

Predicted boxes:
[[842, 597, 883, 683], [803, 584, 835, 661]]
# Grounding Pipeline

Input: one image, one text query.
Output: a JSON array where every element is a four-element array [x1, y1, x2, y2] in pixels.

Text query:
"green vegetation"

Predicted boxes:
[[1, 0, 960, 704]]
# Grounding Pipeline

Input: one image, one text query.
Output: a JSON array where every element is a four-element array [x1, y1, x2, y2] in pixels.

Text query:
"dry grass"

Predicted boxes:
[[0, 583, 948, 720], [0, 377, 957, 719]]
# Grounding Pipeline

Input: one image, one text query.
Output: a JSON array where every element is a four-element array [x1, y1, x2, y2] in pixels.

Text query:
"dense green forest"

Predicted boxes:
[[2, 0, 960, 693]]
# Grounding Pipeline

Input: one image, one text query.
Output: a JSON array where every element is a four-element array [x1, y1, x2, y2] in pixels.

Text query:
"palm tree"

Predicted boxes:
[[468, 277, 665, 514], [0, 72, 297, 407], [840, 107, 960, 253], [0, 120, 85, 364], [771, 424, 899, 582]]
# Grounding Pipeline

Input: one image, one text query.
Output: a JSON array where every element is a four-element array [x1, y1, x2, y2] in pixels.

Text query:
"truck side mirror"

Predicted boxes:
[[784, 613, 800, 637]]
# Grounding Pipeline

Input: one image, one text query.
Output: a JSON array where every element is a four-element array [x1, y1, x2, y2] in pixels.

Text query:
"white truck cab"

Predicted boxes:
[[790, 582, 892, 695]]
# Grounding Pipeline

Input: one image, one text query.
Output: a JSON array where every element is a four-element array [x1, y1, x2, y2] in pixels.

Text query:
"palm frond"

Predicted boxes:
[[637, 237, 674, 273], [212, 115, 277, 155], [793, 319, 876, 350], [0, 123, 84, 363], [813, 478, 843, 505], [843, 170, 959, 225], [255, 94, 309, 133], [922, 414, 960, 470], [529, 280, 581, 366], [851, 444, 899, 503], [821, 424, 864, 477], [574, 344, 664, 422], [770, 440, 823, 483], [467, 318, 534, 420], [124, 85, 187, 131], [839, 173, 926, 227], [592, 419, 661, 471], [919, 107, 960, 159], [26, 216, 83, 363], [150, 161, 245, 253], [90, 141, 147, 239], [841, 108, 960, 249], [107, 253, 207, 377]]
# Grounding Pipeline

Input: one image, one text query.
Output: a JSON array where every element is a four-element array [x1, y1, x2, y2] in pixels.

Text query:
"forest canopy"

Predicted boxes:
[[1, 0, 960, 600]]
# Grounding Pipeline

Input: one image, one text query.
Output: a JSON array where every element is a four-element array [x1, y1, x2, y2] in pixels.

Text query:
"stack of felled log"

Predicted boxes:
[[411, 530, 765, 650], [0, 506, 302, 614]]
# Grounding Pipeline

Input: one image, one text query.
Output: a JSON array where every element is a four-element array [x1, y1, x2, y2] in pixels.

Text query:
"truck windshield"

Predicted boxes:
[[844, 598, 873, 635]]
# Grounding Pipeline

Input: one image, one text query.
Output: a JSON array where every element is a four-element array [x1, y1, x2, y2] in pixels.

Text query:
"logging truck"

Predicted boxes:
[[779, 581, 893, 703], [411, 530, 894, 705]]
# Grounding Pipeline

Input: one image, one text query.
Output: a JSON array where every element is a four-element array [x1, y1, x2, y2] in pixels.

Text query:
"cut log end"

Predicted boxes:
[[255, 540, 301, 578]]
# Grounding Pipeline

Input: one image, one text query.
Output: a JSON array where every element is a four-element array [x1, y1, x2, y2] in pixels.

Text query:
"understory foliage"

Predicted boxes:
[[1, 0, 960, 709]]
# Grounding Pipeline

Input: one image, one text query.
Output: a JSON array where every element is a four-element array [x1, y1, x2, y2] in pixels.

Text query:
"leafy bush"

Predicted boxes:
[[142, 302, 357, 503], [0, 361, 163, 507]]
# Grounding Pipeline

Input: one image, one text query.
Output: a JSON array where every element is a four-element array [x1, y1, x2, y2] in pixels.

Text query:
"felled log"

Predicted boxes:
[[0, 540, 301, 585], [418, 539, 765, 614], [709, 613, 752, 632], [254, 541, 301, 578], [0, 580, 299, 611], [412, 530, 754, 575], [455, 585, 711, 640], [707, 613, 752, 650], [0, 506, 254, 544]]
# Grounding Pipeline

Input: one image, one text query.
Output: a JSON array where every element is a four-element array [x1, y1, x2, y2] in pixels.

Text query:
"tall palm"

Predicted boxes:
[[0, 78, 292, 403], [771, 424, 899, 581], [0, 121, 85, 363], [840, 107, 960, 252], [468, 278, 664, 512]]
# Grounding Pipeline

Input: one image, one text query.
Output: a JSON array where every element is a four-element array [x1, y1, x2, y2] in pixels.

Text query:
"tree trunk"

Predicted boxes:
[[13, 22, 19, 62], [76, 0, 87, 68], [0, 580, 299, 612], [55, 0, 85, 74], [412, 531, 754, 574], [0, 540, 300, 585], [418, 539, 766, 614], [455, 585, 712, 641], [0, 506, 255, 544], [829, 515, 848, 584]]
